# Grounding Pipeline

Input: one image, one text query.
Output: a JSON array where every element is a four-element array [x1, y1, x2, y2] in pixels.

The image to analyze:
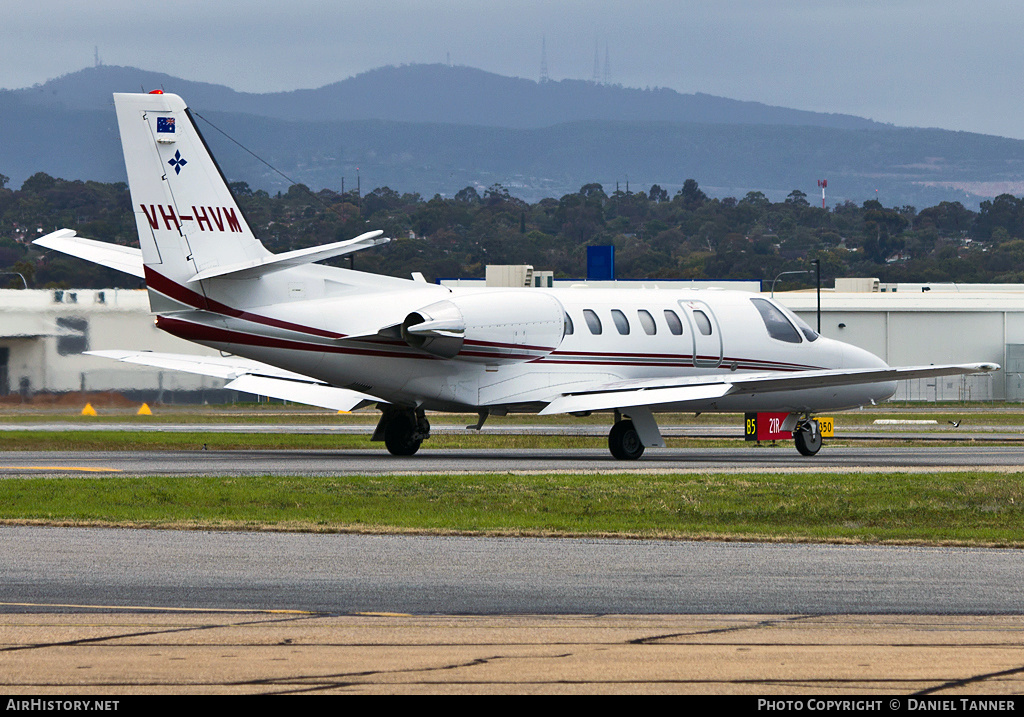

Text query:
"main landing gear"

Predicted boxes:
[[374, 406, 431, 456], [608, 419, 645, 460], [607, 408, 665, 461]]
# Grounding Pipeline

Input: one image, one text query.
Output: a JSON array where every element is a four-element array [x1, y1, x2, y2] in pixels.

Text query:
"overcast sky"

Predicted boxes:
[[4, 0, 1024, 138]]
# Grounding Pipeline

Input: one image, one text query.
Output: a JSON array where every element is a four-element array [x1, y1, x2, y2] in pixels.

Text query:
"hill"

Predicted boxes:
[[8, 64, 886, 130], [2, 64, 1024, 207]]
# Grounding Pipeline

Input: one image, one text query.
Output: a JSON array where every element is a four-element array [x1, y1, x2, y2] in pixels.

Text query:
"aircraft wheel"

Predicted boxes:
[[609, 420, 645, 460], [794, 419, 822, 457], [384, 414, 423, 456]]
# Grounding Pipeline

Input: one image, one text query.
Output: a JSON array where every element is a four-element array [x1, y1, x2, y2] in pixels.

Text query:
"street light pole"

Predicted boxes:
[[770, 270, 811, 298], [811, 259, 821, 332], [0, 272, 28, 290]]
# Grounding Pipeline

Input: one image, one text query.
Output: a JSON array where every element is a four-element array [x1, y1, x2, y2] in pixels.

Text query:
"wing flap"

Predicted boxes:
[[541, 382, 732, 415], [223, 375, 378, 412]]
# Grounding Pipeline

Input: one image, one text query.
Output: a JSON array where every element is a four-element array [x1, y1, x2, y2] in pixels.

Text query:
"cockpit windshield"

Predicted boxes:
[[751, 298, 818, 343], [784, 304, 819, 342]]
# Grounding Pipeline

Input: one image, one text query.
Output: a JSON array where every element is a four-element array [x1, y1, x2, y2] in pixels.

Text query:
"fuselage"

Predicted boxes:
[[149, 264, 895, 416], [32, 90, 994, 459]]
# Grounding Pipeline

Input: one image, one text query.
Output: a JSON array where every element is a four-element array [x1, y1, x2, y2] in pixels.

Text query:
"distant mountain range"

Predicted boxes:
[[3, 63, 1024, 207]]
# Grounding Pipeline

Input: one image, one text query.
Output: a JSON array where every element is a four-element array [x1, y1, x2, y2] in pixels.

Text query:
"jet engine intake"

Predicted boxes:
[[401, 292, 565, 363], [401, 301, 465, 359]]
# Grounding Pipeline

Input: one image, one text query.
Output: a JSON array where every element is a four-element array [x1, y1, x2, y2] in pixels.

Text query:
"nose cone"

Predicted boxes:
[[834, 338, 896, 403], [841, 341, 889, 370], [813, 336, 889, 370]]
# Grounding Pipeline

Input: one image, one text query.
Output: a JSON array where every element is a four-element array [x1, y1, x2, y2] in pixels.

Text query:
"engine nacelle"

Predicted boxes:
[[401, 291, 565, 363]]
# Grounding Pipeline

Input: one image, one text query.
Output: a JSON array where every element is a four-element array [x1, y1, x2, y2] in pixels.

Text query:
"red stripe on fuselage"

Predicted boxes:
[[155, 316, 437, 360], [142, 269, 825, 373], [144, 266, 345, 340]]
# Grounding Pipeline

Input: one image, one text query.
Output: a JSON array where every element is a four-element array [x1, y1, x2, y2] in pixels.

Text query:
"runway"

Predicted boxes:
[[5, 611, 1024, 695], [3, 526, 1024, 614], [3, 443, 1024, 694], [4, 444, 1024, 476], [3, 526, 1024, 694]]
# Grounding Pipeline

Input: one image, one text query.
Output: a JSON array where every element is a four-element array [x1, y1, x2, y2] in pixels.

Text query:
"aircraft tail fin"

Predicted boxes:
[[113, 91, 270, 290]]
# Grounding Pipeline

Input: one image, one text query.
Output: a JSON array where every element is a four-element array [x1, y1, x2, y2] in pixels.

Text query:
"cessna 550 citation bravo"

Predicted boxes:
[[34, 91, 998, 459]]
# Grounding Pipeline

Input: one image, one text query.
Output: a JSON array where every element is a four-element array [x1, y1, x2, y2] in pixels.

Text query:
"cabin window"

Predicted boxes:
[[693, 310, 714, 336], [583, 309, 602, 335], [664, 309, 683, 335], [611, 309, 630, 335], [564, 312, 574, 335], [750, 298, 802, 343], [638, 309, 657, 335]]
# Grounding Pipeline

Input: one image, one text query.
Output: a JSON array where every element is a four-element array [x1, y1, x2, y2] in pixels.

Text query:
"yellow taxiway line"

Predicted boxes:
[[0, 466, 122, 472]]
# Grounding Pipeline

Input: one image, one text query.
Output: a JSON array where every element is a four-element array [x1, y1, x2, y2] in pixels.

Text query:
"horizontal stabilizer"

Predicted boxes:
[[540, 362, 999, 415], [34, 230, 145, 278], [186, 230, 389, 283]]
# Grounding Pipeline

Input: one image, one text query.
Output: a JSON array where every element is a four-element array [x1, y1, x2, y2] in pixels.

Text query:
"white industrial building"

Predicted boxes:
[[0, 288, 227, 402], [776, 287, 1012, 401], [0, 275, 1018, 403]]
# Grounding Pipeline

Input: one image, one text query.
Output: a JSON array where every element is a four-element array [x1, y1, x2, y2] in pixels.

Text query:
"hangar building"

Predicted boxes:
[[0, 288, 226, 402], [0, 278, 1017, 403], [776, 286, 1013, 401]]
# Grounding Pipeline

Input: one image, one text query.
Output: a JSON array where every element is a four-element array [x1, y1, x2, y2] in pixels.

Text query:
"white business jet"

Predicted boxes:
[[34, 92, 999, 459]]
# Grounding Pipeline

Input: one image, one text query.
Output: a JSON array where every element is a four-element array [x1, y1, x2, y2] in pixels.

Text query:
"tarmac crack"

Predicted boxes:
[[0, 613, 323, 654], [913, 662, 1024, 696], [628, 614, 822, 645], [233, 651, 577, 695]]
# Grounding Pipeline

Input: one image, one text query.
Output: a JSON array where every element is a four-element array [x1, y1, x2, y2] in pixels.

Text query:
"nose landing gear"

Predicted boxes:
[[794, 418, 823, 456]]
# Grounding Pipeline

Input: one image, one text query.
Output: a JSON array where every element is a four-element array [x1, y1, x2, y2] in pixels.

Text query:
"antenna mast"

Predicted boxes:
[[540, 37, 549, 83]]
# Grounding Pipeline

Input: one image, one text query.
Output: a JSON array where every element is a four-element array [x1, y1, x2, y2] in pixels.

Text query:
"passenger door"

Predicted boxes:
[[679, 300, 723, 368]]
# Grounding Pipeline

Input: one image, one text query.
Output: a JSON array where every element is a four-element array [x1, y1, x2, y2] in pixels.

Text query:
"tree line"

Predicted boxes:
[[3, 170, 1024, 290]]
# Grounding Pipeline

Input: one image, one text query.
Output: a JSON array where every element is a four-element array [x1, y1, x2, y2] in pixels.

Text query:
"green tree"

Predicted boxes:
[[675, 179, 708, 210], [785, 189, 809, 207]]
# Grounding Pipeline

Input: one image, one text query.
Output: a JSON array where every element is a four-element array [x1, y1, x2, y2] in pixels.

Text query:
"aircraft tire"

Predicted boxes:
[[609, 420, 645, 460], [384, 416, 422, 456], [794, 420, 823, 457]]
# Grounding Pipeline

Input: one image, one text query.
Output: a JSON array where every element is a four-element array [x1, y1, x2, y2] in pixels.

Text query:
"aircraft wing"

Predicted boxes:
[[539, 362, 1000, 415], [86, 350, 382, 412], [34, 230, 145, 278]]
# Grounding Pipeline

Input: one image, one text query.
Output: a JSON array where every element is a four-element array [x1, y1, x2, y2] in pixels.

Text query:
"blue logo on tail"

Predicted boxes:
[[168, 150, 187, 175]]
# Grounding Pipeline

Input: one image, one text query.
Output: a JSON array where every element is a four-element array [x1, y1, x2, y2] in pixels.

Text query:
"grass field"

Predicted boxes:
[[2, 471, 1022, 547], [1, 403, 1022, 546]]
